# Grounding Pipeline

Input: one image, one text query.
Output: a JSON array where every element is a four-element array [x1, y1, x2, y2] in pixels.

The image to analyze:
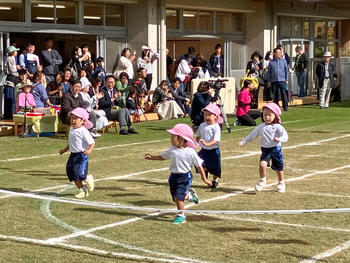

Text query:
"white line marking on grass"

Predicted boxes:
[[0, 233, 204, 263], [215, 215, 350, 233], [300, 239, 350, 263], [290, 191, 350, 199]]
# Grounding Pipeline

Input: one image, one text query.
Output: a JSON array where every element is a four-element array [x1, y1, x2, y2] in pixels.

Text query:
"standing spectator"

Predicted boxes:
[[137, 45, 159, 91], [166, 48, 173, 80], [209, 44, 224, 77], [246, 51, 264, 109], [114, 48, 136, 82], [85, 62, 95, 83], [70, 46, 84, 80], [81, 44, 92, 69], [263, 51, 273, 101], [277, 44, 290, 65], [94, 57, 106, 88], [316, 51, 335, 109], [61, 68, 72, 95], [59, 80, 84, 125], [98, 75, 138, 135], [47, 71, 63, 105], [32, 71, 51, 108], [41, 37, 62, 84], [3, 46, 20, 119], [179, 46, 197, 68], [294, 46, 309, 98], [19, 43, 41, 76], [175, 55, 192, 93], [267, 47, 289, 111], [170, 77, 191, 116]]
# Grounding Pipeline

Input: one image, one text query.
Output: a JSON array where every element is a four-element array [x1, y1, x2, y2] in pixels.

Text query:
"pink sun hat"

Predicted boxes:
[[70, 107, 93, 130], [166, 123, 198, 149], [203, 104, 223, 124], [263, 102, 282, 124]]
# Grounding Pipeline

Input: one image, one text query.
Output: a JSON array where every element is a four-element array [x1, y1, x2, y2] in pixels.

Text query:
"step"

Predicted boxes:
[[258, 95, 318, 109]]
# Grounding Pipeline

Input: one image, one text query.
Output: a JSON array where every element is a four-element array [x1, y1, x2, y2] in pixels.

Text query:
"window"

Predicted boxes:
[[166, 9, 179, 29], [183, 10, 197, 31], [291, 17, 301, 37], [56, 1, 78, 24], [84, 3, 103, 26], [279, 16, 290, 37], [0, 0, 24, 22], [314, 21, 326, 39], [231, 13, 244, 32], [31, 0, 54, 23], [199, 11, 213, 31], [106, 4, 124, 27], [304, 20, 310, 38], [216, 12, 230, 34], [327, 21, 337, 39]]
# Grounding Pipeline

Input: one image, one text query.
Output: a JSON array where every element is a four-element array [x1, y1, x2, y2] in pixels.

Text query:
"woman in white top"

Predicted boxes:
[[137, 45, 160, 91], [175, 55, 192, 93], [114, 48, 136, 81]]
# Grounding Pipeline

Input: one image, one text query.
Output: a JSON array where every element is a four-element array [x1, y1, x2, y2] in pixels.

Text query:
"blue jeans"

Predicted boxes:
[[3, 85, 15, 120], [273, 81, 288, 111], [296, 71, 306, 97]]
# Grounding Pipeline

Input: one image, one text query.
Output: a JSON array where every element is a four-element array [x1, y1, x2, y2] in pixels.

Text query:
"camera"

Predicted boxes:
[[207, 79, 228, 102]]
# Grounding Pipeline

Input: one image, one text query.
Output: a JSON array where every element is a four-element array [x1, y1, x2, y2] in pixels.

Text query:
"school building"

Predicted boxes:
[[1, 0, 350, 98]]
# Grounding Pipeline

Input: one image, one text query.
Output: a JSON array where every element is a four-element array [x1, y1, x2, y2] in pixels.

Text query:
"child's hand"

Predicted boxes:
[[145, 154, 152, 160], [274, 137, 280, 142], [84, 149, 92, 155], [237, 141, 244, 147], [199, 139, 207, 146], [59, 149, 65, 155], [206, 180, 212, 187]]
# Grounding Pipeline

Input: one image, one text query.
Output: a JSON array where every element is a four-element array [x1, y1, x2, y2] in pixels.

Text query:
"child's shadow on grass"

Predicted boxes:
[[130, 200, 172, 206], [211, 226, 262, 232], [119, 179, 168, 187], [109, 193, 144, 197], [244, 238, 310, 245], [74, 207, 148, 217]]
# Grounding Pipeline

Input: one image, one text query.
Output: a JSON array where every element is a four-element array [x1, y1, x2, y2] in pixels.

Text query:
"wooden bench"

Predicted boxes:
[[102, 121, 119, 134]]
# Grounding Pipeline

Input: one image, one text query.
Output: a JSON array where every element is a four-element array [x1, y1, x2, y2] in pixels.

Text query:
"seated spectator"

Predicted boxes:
[[98, 75, 138, 135], [32, 71, 51, 108], [85, 62, 95, 83], [89, 77, 103, 98], [126, 89, 143, 116], [59, 80, 84, 125], [235, 79, 261, 126], [190, 81, 215, 128], [16, 84, 36, 112], [152, 80, 184, 120], [169, 77, 191, 116], [115, 72, 130, 108], [134, 68, 151, 111], [47, 71, 63, 105], [94, 56, 106, 88], [61, 68, 72, 94], [194, 54, 212, 79]]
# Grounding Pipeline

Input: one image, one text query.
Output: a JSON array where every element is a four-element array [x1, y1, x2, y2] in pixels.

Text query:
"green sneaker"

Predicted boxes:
[[189, 188, 199, 204], [173, 215, 186, 224]]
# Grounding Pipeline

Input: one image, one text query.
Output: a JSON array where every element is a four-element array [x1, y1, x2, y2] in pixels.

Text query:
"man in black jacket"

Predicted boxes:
[[98, 75, 138, 135], [294, 46, 309, 98], [316, 51, 335, 109], [59, 80, 84, 125]]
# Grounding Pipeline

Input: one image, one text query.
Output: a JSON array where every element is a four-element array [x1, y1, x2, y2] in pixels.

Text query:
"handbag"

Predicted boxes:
[[240, 71, 259, 88]]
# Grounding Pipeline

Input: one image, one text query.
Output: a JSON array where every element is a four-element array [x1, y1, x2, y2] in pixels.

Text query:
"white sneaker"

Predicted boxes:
[[86, 174, 94, 192], [277, 181, 286, 193], [233, 117, 239, 126], [75, 189, 89, 199], [90, 132, 101, 138], [255, 178, 266, 191]]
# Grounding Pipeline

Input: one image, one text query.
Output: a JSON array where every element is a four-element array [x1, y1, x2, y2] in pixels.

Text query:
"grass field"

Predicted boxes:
[[1, 102, 350, 263]]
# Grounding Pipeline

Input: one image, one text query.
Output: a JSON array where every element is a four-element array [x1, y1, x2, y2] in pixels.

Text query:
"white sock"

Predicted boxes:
[[178, 212, 185, 217], [214, 178, 219, 182], [187, 192, 193, 202]]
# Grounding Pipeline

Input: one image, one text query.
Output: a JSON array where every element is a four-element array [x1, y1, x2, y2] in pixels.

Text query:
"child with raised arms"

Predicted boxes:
[[59, 107, 95, 198], [145, 123, 212, 224], [196, 104, 222, 188], [237, 103, 288, 193]]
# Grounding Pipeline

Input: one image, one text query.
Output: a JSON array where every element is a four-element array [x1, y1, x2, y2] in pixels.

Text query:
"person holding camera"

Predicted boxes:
[[190, 81, 215, 129]]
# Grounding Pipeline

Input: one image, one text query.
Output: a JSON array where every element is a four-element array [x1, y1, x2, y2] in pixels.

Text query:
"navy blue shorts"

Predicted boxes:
[[260, 146, 284, 171], [198, 148, 221, 178], [66, 152, 89, 182], [168, 172, 193, 202]]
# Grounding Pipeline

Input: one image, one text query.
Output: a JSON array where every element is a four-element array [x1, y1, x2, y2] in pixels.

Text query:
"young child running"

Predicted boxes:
[[145, 123, 212, 224], [196, 104, 222, 188], [237, 103, 288, 193], [59, 107, 95, 198]]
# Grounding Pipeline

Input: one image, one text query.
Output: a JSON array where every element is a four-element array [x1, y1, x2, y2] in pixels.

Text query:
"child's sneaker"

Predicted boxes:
[[233, 117, 240, 126], [277, 181, 286, 193], [75, 189, 89, 199], [173, 215, 186, 224], [255, 178, 266, 191], [189, 188, 199, 204], [86, 174, 94, 192], [211, 180, 219, 189]]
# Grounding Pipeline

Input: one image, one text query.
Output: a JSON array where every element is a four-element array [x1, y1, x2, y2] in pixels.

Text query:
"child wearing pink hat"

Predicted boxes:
[[59, 107, 95, 199], [196, 104, 222, 188], [145, 123, 212, 224], [238, 103, 288, 193]]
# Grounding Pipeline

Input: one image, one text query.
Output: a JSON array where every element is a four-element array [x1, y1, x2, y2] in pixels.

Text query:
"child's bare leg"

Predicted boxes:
[[276, 170, 284, 181], [276, 170, 286, 193], [259, 161, 268, 179], [74, 181, 83, 189], [174, 198, 185, 217]]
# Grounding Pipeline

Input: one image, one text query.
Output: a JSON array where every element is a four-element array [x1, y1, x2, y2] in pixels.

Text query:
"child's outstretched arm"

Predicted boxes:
[[84, 143, 95, 155], [197, 165, 212, 187], [145, 154, 165, 160], [237, 125, 262, 147], [59, 145, 69, 155]]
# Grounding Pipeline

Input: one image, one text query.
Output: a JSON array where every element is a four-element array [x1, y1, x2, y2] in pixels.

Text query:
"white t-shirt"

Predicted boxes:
[[68, 126, 95, 153], [160, 146, 203, 174], [196, 122, 221, 150], [175, 59, 191, 82]]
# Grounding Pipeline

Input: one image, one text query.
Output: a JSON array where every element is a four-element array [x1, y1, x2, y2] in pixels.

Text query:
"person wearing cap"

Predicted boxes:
[[294, 46, 308, 98], [267, 47, 289, 111], [196, 104, 222, 188], [238, 102, 288, 193], [3, 45, 20, 119], [316, 51, 335, 109], [41, 38, 62, 84], [235, 79, 262, 126], [145, 123, 212, 224], [59, 107, 95, 199], [137, 45, 159, 91], [246, 51, 264, 109], [16, 84, 36, 113]]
